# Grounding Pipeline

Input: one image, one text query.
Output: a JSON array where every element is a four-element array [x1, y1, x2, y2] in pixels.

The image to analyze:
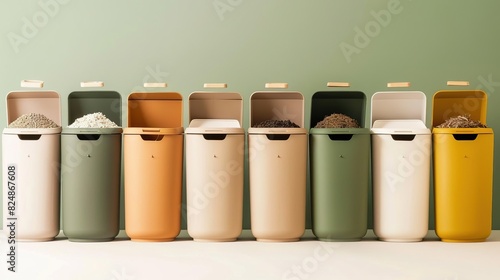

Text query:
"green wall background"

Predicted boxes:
[[1, 0, 499, 231]]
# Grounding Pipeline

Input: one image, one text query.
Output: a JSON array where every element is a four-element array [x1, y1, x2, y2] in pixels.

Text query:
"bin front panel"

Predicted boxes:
[[433, 132, 493, 241], [310, 133, 370, 240], [2, 134, 60, 240], [372, 134, 431, 240], [124, 134, 183, 240], [186, 133, 244, 240], [61, 134, 121, 240], [249, 133, 307, 240]]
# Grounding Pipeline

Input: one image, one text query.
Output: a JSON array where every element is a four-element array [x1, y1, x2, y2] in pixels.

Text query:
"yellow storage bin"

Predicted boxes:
[[432, 90, 494, 242]]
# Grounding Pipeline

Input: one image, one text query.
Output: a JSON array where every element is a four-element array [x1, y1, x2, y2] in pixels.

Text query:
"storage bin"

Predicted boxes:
[[371, 91, 431, 242], [185, 88, 244, 241], [61, 84, 122, 242], [123, 89, 184, 241], [432, 90, 493, 242], [2, 81, 61, 241], [124, 88, 183, 241], [248, 85, 307, 242], [310, 89, 370, 241]]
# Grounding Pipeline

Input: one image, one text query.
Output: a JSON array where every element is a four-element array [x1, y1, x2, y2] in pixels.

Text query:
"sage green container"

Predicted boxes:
[[310, 91, 370, 241], [61, 90, 122, 242]]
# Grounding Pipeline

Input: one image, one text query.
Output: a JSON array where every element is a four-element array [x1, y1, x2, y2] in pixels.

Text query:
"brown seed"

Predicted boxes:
[[253, 119, 300, 128], [314, 113, 360, 128], [436, 114, 487, 128]]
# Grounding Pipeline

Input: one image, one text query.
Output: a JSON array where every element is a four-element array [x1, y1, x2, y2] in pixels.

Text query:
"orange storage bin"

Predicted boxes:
[[123, 91, 183, 241]]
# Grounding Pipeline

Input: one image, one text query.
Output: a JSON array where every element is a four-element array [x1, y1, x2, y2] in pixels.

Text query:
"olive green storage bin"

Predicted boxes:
[[310, 90, 370, 241], [61, 88, 122, 242]]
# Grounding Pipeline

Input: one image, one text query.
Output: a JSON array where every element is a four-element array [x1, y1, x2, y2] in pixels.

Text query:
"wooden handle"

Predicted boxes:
[[204, 83, 227, 88], [144, 82, 167, 88], [447, 81, 470, 86], [387, 82, 410, 88], [80, 81, 104, 88], [20, 80, 44, 88], [265, 82, 288, 89], [327, 82, 350, 87]]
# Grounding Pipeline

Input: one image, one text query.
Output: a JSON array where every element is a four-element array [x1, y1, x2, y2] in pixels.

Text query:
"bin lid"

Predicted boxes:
[[371, 119, 430, 134], [250, 91, 305, 128], [188, 92, 242, 126], [127, 92, 183, 129], [431, 90, 487, 128], [371, 91, 427, 128], [4, 90, 62, 134], [67, 91, 122, 126], [6, 90, 61, 127], [310, 91, 366, 128]]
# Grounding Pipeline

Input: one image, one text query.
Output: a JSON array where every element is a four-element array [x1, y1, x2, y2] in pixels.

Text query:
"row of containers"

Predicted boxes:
[[1, 80, 494, 243]]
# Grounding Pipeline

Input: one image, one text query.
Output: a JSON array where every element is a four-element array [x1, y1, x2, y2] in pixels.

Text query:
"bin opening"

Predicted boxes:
[[328, 134, 353, 141], [77, 134, 101, 141], [140, 135, 164, 141], [266, 134, 290, 141], [391, 134, 416, 141], [203, 134, 227, 140], [18, 134, 41, 141], [453, 134, 478, 141]]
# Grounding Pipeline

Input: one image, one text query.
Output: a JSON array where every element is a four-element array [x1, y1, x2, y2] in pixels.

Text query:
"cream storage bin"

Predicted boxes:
[[248, 87, 307, 242], [2, 81, 61, 241], [185, 89, 244, 241], [371, 91, 431, 242]]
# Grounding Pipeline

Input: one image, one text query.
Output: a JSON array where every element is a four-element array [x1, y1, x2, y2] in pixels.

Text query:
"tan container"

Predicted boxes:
[[248, 89, 307, 242], [185, 90, 244, 241], [2, 86, 61, 241], [124, 91, 183, 241]]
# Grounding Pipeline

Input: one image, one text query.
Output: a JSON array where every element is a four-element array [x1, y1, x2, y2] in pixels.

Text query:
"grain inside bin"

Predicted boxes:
[[436, 114, 487, 128], [314, 113, 359, 128], [8, 113, 59, 128], [69, 112, 119, 128], [253, 119, 300, 128]]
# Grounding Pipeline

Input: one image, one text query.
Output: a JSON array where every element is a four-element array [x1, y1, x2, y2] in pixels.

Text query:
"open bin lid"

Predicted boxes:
[[64, 91, 122, 134], [248, 91, 306, 134], [431, 90, 491, 134], [124, 92, 183, 135], [371, 91, 429, 134], [186, 92, 243, 134], [310, 91, 369, 135], [4, 90, 61, 135]]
